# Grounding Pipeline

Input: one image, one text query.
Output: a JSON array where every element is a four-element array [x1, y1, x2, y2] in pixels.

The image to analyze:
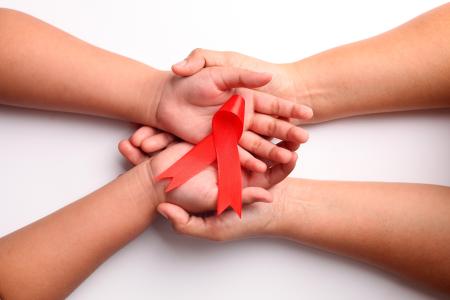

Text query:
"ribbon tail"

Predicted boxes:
[[156, 135, 216, 192], [213, 114, 243, 217]]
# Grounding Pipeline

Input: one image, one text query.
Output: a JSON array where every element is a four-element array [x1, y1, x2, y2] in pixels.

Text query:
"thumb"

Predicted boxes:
[[242, 187, 272, 205], [157, 202, 235, 241], [209, 67, 272, 91], [157, 194, 268, 241], [172, 48, 228, 77]]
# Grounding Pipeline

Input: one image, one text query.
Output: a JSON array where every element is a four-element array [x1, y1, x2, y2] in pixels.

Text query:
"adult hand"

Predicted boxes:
[[172, 49, 304, 104]]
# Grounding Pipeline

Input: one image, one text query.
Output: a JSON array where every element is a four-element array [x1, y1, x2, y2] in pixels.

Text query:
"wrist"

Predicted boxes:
[[266, 178, 318, 240], [291, 50, 363, 124], [290, 58, 336, 124], [131, 158, 167, 210], [136, 69, 172, 128], [282, 61, 314, 108]]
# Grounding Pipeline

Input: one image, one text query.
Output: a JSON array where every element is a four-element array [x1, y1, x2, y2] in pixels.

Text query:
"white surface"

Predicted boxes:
[[1, 1, 449, 299]]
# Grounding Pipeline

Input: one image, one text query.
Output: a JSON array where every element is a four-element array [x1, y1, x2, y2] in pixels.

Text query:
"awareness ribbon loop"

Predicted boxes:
[[156, 95, 245, 217]]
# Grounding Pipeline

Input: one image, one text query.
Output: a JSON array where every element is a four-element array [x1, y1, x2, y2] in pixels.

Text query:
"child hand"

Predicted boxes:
[[149, 67, 312, 172], [118, 126, 298, 213]]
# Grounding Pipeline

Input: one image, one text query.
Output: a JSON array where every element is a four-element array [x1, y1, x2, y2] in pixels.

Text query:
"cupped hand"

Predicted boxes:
[[156, 179, 292, 241], [118, 126, 298, 213]]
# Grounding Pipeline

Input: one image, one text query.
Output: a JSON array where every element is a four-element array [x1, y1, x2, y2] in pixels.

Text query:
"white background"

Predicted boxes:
[[1, 1, 449, 299]]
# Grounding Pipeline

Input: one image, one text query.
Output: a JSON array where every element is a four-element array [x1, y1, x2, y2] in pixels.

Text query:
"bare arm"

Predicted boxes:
[[293, 3, 450, 121], [0, 8, 312, 169], [173, 3, 450, 122], [277, 179, 450, 291], [0, 161, 161, 299], [0, 8, 163, 124], [158, 178, 450, 292]]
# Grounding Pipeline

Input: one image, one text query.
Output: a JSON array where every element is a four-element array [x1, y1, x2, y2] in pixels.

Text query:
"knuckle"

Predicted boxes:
[[190, 48, 204, 57], [286, 125, 297, 141], [173, 223, 186, 234], [267, 119, 278, 135], [224, 51, 242, 66], [243, 156, 253, 169], [271, 100, 281, 114], [250, 137, 264, 154], [268, 145, 279, 160]]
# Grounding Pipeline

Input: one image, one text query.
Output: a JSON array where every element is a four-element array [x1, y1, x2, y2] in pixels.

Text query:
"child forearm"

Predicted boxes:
[[0, 161, 161, 299], [0, 8, 163, 125]]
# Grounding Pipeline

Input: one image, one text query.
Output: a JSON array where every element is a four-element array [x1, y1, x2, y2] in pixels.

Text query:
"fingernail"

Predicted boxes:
[[173, 59, 187, 67], [302, 105, 314, 117]]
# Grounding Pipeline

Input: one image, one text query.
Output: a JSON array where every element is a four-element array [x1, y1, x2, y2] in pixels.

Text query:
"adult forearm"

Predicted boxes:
[[292, 3, 450, 122], [276, 178, 450, 291], [0, 8, 163, 124], [0, 161, 160, 299]]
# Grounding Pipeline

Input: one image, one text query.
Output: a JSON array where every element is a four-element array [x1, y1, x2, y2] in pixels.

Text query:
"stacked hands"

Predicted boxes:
[[1, 7, 450, 298], [119, 60, 313, 240]]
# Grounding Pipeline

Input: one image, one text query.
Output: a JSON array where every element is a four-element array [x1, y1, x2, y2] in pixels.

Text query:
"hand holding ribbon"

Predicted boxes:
[[156, 95, 245, 216]]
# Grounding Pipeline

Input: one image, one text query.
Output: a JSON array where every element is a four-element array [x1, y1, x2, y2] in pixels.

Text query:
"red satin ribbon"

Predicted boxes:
[[156, 95, 245, 217]]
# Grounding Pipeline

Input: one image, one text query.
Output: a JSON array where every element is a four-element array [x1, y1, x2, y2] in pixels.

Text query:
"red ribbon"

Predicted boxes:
[[156, 95, 245, 217]]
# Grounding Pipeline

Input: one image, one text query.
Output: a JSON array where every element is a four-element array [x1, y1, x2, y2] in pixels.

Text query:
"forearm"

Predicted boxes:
[[0, 161, 160, 299], [274, 178, 450, 291], [291, 3, 450, 122], [0, 8, 163, 125]]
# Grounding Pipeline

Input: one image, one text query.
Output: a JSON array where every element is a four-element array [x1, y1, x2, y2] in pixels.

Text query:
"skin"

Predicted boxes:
[[0, 8, 300, 299], [158, 179, 450, 292], [0, 137, 296, 299], [119, 127, 300, 213], [0, 8, 313, 172], [172, 3, 450, 123], [121, 130, 450, 293], [121, 2, 450, 293], [0, 161, 158, 299], [1, 3, 449, 298]]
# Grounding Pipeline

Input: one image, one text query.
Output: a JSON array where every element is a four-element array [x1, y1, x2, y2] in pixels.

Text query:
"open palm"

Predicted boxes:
[[155, 67, 312, 171]]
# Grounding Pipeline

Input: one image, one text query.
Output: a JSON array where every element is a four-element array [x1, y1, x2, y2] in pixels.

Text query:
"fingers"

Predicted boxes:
[[129, 126, 159, 147], [141, 132, 175, 153], [247, 140, 299, 188], [157, 202, 191, 228], [242, 187, 272, 205], [238, 146, 267, 173], [277, 140, 301, 152], [172, 48, 231, 77], [158, 202, 219, 240], [118, 139, 147, 165], [250, 113, 309, 143], [240, 131, 294, 164], [264, 151, 298, 187], [119, 126, 176, 166], [130, 126, 175, 153], [253, 92, 313, 121], [208, 67, 272, 91], [157, 202, 245, 241]]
